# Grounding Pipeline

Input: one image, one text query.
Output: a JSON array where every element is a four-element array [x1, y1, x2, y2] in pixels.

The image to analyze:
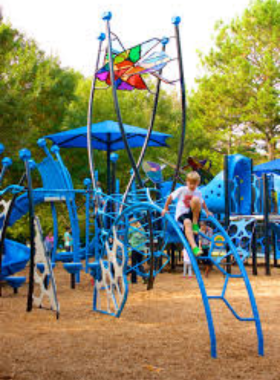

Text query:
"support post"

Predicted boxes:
[[19, 150, 36, 312], [107, 137, 111, 195], [224, 155, 231, 274], [147, 211, 155, 290], [272, 230, 278, 267], [263, 173, 270, 275], [251, 161, 258, 275], [71, 274, 76, 289], [110, 153, 119, 196]]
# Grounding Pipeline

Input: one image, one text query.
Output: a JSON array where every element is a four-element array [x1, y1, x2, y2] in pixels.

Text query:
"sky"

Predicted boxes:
[[1, 0, 252, 90]]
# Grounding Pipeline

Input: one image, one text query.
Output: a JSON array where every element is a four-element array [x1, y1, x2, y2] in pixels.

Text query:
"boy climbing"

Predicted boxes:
[[162, 171, 211, 256]]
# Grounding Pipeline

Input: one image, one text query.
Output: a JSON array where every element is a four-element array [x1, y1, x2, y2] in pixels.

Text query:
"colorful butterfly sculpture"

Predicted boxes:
[[96, 38, 174, 91]]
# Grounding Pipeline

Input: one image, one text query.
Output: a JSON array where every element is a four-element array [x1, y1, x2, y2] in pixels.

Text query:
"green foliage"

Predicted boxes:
[[5, 0, 279, 243], [191, 0, 280, 160], [0, 22, 79, 183]]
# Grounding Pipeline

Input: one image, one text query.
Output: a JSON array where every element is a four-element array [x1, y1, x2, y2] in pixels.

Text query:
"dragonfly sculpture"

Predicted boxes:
[[96, 38, 176, 91]]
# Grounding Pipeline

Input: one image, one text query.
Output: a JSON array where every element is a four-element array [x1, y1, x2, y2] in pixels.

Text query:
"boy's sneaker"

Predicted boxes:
[[192, 246, 202, 256]]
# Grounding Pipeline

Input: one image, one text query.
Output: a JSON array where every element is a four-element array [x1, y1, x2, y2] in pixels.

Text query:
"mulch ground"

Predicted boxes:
[[0, 262, 280, 380]]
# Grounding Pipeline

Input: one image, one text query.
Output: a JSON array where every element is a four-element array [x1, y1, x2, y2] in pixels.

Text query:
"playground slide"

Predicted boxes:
[[7, 190, 46, 227], [1, 190, 52, 279], [0, 239, 30, 280]]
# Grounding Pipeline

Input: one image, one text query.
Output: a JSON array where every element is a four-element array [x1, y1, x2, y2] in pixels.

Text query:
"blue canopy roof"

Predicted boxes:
[[253, 159, 280, 175], [44, 121, 172, 151]]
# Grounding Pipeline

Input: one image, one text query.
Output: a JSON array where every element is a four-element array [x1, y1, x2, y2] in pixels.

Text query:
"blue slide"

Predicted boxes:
[[8, 190, 46, 227], [0, 190, 45, 279], [0, 239, 30, 280]]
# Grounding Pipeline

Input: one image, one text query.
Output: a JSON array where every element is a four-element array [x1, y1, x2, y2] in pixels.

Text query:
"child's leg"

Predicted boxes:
[[190, 196, 201, 226], [188, 264, 193, 277], [183, 262, 187, 277], [183, 219, 197, 249]]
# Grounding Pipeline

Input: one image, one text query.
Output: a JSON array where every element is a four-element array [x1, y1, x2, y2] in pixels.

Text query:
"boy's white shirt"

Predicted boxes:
[[170, 186, 203, 221]]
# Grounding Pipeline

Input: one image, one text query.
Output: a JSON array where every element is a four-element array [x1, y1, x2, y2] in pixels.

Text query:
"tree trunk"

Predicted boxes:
[[228, 126, 232, 155], [267, 140, 276, 161]]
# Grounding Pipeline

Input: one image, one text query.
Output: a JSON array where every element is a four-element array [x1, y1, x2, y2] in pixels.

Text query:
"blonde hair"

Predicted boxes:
[[186, 171, 201, 184]]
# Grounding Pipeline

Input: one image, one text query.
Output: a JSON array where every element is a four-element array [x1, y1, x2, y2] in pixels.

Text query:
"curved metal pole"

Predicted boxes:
[[120, 38, 169, 211], [171, 17, 186, 192], [87, 33, 106, 190], [206, 215, 264, 356], [103, 12, 143, 188], [112, 202, 217, 358]]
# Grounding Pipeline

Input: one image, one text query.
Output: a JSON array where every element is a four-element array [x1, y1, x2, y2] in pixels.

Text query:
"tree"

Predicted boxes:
[[190, 0, 280, 160], [0, 22, 79, 175]]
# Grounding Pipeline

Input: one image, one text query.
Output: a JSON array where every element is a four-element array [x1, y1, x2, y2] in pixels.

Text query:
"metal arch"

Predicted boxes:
[[120, 42, 167, 210], [206, 215, 264, 356], [112, 201, 217, 358], [104, 17, 143, 188], [87, 36, 105, 190], [110, 204, 263, 357]]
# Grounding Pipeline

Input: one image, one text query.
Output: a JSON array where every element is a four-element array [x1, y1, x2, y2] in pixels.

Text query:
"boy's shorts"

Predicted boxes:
[[178, 211, 201, 232], [178, 211, 195, 225]]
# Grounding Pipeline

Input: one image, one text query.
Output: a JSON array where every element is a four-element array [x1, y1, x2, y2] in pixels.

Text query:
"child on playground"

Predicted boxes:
[[182, 248, 193, 278], [162, 171, 211, 256], [64, 227, 73, 252], [128, 218, 147, 284], [44, 230, 54, 257], [199, 221, 213, 277]]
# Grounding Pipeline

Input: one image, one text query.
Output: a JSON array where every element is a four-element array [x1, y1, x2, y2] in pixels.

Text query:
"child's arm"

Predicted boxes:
[[202, 199, 212, 217], [161, 195, 173, 216]]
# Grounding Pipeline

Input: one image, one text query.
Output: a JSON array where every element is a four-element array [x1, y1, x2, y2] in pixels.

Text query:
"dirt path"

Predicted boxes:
[[1, 264, 279, 380]]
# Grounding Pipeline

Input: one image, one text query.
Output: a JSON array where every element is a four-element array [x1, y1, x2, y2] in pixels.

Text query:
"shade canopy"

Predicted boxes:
[[253, 159, 280, 175], [44, 120, 171, 151]]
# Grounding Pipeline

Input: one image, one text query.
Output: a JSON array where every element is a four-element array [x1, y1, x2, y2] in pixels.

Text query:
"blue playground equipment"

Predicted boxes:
[[0, 13, 265, 358], [197, 153, 280, 275], [0, 146, 29, 287], [0, 239, 29, 280], [0, 147, 59, 316], [80, 12, 264, 358]]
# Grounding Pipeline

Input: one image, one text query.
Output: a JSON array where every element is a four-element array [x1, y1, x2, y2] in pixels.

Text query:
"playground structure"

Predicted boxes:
[[0, 13, 268, 358], [198, 154, 280, 275]]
